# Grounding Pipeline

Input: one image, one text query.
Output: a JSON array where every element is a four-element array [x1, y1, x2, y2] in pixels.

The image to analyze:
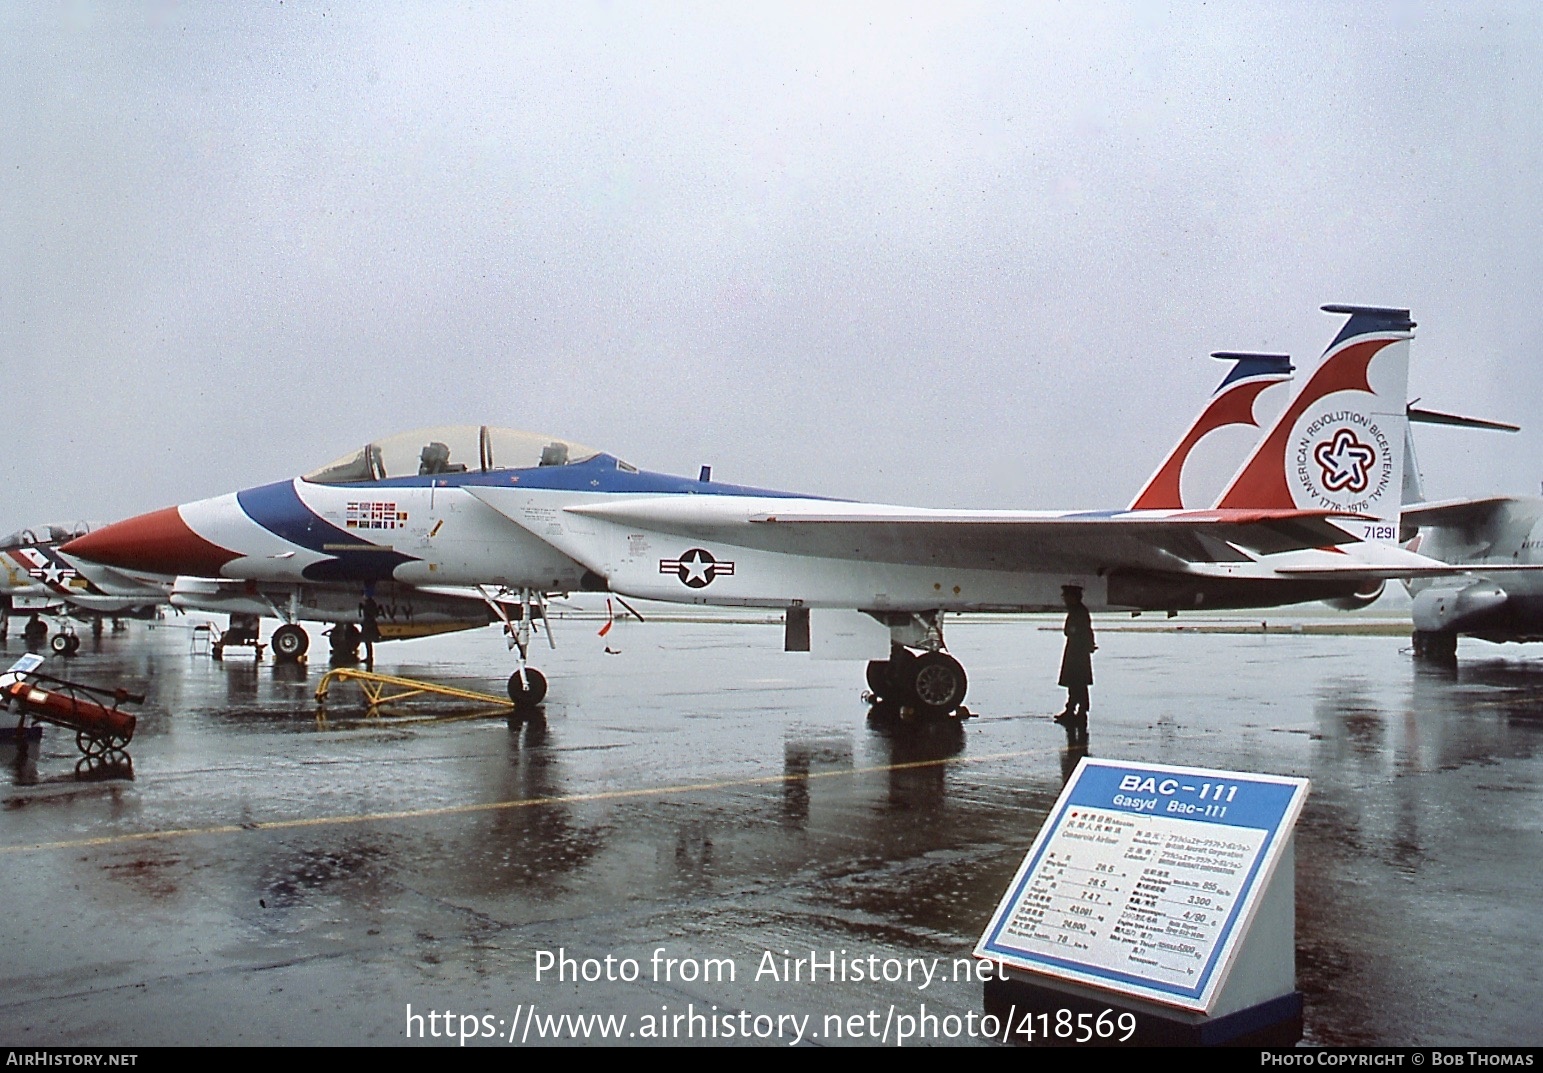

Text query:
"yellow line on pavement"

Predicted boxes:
[[2, 747, 1051, 854]]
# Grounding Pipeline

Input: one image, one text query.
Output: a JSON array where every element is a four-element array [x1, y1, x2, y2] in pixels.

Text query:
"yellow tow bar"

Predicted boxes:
[[315, 668, 515, 718]]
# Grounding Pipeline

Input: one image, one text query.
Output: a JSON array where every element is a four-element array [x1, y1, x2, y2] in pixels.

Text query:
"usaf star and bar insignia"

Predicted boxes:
[[660, 548, 735, 588]]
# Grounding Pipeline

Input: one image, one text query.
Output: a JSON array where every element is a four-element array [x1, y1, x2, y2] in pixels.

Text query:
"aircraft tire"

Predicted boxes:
[[865, 659, 891, 699], [50, 633, 70, 655], [899, 651, 968, 717], [1412, 629, 1458, 663], [508, 668, 548, 709], [329, 625, 361, 661], [66, 634, 81, 655], [272, 624, 310, 662]]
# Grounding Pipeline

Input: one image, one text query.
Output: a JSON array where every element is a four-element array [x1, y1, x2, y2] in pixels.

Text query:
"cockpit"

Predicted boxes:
[[0, 523, 91, 548], [302, 426, 632, 485]]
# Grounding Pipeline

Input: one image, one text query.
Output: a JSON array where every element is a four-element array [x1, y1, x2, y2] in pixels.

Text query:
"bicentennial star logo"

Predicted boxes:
[[1313, 428, 1377, 494], [659, 548, 735, 588]]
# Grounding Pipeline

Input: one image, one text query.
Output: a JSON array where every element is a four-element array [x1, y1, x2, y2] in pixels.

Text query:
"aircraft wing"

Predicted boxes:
[[553, 496, 1370, 573], [1272, 562, 1543, 579]]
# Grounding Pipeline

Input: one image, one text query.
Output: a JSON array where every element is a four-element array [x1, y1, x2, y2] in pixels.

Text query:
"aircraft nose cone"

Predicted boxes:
[[62, 507, 240, 577]]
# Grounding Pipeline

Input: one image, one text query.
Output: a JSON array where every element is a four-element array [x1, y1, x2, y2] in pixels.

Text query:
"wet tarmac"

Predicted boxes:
[[1, 614, 1540, 1047]]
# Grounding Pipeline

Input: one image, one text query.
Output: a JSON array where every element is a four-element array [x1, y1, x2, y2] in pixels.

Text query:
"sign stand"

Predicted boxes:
[[975, 758, 1309, 1046]]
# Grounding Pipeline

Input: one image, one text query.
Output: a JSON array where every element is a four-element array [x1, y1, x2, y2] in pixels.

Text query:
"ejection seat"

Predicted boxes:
[[419, 441, 467, 476]]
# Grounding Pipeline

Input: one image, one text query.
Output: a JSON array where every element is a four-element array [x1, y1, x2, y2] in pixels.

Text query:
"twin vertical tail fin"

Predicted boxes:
[[1128, 352, 1294, 511], [1214, 305, 1414, 544]]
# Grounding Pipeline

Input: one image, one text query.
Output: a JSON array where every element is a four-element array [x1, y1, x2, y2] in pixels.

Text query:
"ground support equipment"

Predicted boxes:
[[315, 668, 519, 720], [3, 670, 142, 773]]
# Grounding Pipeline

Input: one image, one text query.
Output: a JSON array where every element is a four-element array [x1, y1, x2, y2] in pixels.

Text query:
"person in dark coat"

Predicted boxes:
[[1056, 585, 1095, 724], [359, 594, 381, 671]]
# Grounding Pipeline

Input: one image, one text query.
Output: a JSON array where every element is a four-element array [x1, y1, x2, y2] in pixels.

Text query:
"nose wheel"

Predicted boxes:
[[507, 668, 548, 709]]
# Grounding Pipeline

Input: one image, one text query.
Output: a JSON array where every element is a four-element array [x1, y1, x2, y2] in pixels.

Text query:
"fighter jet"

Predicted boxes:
[[58, 354, 1289, 692], [67, 304, 1506, 716], [1, 523, 166, 652]]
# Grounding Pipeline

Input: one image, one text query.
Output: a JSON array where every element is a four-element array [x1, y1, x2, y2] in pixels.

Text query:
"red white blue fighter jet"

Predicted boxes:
[[67, 305, 1490, 714]]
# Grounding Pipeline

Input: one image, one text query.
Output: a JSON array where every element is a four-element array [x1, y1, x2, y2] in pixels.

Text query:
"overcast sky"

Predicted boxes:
[[3, 2, 1540, 529]]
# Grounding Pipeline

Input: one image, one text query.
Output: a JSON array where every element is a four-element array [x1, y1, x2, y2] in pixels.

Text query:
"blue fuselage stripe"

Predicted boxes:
[[236, 480, 417, 583]]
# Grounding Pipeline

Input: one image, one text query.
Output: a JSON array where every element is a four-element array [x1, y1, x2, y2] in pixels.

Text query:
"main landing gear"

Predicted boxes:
[[328, 624, 362, 663], [866, 646, 969, 718], [860, 611, 971, 722], [271, 623, 310, 663], [1412, 629, 1458, 664]]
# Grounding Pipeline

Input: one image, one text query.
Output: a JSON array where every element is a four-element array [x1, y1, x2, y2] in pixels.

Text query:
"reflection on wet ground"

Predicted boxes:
[[1, 618, 1540, 1045]]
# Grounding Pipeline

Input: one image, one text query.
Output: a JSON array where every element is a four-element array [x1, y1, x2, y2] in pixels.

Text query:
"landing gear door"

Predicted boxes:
[[809, 609, 891, 660]]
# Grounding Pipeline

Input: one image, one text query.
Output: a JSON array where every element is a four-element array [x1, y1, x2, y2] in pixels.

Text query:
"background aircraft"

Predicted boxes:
[[1401, 496, 1543, 659], [1397, 402, 1539, 660], [1, 523, 166, 652]]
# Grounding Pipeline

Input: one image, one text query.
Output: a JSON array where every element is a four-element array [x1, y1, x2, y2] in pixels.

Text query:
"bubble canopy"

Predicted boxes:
[[0, 523, 91, 548], [302, 426, 611, 485]]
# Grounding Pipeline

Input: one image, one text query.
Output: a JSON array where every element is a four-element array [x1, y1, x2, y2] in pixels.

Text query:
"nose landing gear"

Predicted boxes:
[[480, 586, 553, 714], [507, 667, 549, 708]]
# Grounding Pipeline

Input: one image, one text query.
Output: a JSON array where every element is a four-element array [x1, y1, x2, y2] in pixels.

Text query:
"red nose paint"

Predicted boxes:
[[62, 507, 241, 577]]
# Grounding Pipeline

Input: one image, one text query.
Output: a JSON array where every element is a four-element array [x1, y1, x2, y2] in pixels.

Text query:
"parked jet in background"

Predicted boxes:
[[1400, 496, 1543, 659], [1, 524, 166, 652]]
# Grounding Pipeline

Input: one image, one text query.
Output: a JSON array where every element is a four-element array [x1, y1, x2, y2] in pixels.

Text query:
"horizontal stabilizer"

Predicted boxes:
[[1407, 406, 1519, 432], [1401, 495, 1519, 528]]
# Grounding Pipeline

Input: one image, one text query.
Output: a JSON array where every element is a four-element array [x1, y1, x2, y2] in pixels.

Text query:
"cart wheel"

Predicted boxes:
[[76, 730, 107, 758]]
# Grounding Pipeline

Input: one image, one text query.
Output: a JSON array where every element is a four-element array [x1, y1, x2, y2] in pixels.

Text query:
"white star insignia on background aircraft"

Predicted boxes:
[[66, 304, 1534, 717]]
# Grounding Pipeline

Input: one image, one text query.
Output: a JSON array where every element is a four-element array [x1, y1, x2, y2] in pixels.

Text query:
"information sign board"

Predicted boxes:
[[975, 758, 1308, 1013]]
